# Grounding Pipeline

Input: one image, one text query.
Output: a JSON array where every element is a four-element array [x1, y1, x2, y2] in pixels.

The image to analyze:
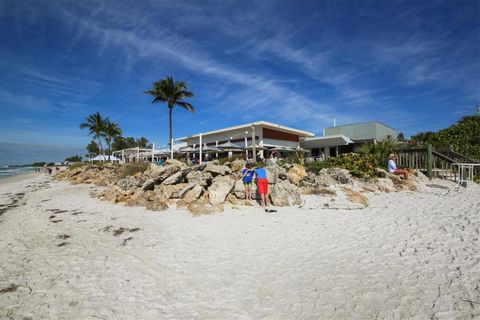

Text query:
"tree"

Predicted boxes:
[[397, 133, 405, 142], [103, 120, 122, 157], [80, 112, 107, 154], [65, 155, 82, 162], [86, 140, 100, 157], [136, 137, 149, 148], [144, 76, 194, 151]]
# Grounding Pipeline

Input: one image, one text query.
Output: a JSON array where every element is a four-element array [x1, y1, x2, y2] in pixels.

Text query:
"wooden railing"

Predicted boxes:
[[395, 145, 480, 182]]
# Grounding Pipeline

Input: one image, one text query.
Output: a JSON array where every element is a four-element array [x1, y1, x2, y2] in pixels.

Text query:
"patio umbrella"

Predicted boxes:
[[217, 141, 244, 152], [200, 145, 220, 153], [179, 146, 198, 153]]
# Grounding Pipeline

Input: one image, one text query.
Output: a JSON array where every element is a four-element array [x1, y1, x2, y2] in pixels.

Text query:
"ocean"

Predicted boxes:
[[0, 166, 37, 179]]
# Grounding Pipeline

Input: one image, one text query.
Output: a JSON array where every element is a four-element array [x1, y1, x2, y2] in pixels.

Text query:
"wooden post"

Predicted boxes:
[[427, 144, 433, 179], [252, 125, 256, 163], [199, 133, 203, 164]]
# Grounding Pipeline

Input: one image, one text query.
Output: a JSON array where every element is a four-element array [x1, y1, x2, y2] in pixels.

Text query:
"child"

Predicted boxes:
[[241, 163, 255, 200], [254, 165, 269, 207]]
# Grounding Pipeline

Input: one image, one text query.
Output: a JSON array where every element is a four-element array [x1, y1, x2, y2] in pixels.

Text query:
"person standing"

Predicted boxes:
[[254, 166, 269, 207], [241, 163, 255, 200]]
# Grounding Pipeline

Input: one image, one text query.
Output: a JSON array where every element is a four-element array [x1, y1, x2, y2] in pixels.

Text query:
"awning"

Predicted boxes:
[[301, 135, 353, 148]]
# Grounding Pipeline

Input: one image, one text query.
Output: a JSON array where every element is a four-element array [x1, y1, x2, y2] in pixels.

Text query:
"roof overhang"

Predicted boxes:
[[301, 135, 353, 148], [177, 121, 315, 142]]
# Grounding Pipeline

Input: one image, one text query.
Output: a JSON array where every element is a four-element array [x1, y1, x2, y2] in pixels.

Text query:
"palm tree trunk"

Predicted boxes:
[[97, 135, 104, 155], [169, 106, 173, 151]]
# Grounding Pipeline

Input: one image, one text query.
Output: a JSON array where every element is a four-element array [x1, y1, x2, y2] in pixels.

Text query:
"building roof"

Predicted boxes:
[[301, 135, 354, 148], [324, 121, 396, 131], [177, 121, 315, 141]]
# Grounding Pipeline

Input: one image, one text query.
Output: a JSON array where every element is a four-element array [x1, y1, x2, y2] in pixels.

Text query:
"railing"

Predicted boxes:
[[395, 145, 479, 183]]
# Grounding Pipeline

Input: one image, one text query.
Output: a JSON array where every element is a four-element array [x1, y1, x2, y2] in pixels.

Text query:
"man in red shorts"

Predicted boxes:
[[254, 166, 269, 207]]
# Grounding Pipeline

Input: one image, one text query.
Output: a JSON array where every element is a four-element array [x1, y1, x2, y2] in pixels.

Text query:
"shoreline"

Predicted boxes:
[[0, 172, 42, 185]]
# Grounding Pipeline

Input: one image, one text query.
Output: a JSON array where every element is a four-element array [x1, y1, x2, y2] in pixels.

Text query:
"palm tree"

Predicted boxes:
[[104, 120, 123, 159], [80, 112, 107, 155], [144, 76, 194, 151]]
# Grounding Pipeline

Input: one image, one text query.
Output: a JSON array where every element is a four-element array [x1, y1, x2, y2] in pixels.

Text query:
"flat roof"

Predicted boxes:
[[177, 121, 315, 141], [301, 135, 353, 147], [325, 121, 396, 131]]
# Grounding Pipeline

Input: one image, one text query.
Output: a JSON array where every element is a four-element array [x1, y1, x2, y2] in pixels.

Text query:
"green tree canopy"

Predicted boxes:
[[80, 112, 107, 154], [144, 76, 194, 149], [411, 115, 480, 160], [65, 155, 82, 162]]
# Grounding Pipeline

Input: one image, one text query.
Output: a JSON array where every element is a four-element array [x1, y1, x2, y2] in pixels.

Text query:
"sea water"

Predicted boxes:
[[0, 166, 36, 179]]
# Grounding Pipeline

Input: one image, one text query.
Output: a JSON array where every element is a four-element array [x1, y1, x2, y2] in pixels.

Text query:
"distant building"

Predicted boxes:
[[301, 121, 397, 159], [176, 120, 396, 161]]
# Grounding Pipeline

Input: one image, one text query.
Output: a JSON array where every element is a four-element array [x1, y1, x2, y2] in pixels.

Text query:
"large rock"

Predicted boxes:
[[181, 185, 204, 204], [286, 164, 307, 185], [186, 170, 213, 187], [117, 176, 141, 191], [208, 176, 235, 205], [187, 200, 224, 215], [315, 168, 353, 186], [269, 180, 302, 206], [165, 159, 186, 168], [155, 183, 188, 199], [142, 165, 180, 190], [205, 163, 232, 176], [233, 179, 246, 199], [230, 159, 246, 172], [162, 167, 191, 185]]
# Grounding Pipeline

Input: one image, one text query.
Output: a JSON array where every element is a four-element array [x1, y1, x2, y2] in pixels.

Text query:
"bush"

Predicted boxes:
[[68, 162, 87, 170], [356, 136, 397, 167], [121, 162, 149, 178], [280, 150, 305, 165], [305, 153, 375, 178]]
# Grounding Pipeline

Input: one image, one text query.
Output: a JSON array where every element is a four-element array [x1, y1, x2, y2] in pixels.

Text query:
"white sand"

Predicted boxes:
[[0, 175, 479, 319]]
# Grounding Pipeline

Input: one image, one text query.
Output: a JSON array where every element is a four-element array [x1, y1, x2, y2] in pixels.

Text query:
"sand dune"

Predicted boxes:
[[0, 175, 479, 319]]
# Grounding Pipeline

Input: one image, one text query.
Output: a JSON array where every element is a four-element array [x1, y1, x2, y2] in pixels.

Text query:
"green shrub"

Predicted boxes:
[[305, 153, 375, 178], [280, 150, 305, 165], [356, 136, 397, 167], [121, 162, 149, 178], [68, 162, 87, 170]]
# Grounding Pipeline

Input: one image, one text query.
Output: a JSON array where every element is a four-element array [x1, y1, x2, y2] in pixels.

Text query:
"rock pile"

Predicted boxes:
[[55, 159, 425, 215]]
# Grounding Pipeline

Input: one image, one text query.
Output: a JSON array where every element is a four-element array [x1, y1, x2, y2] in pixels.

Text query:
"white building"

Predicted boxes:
[[176, 121, 315, 159]]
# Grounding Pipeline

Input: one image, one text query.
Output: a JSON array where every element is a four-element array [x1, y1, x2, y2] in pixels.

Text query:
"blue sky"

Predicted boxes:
[[0, 0, 479, 165]]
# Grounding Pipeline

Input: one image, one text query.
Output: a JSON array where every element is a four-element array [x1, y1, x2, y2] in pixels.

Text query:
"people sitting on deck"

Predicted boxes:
[[156, 158, 165, 166], [388, 154, 409, 180]]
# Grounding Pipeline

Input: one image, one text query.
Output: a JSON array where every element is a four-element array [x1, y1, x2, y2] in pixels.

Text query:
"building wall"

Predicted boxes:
[[324, 122, 396, 141], [181, 126, 301, 149]]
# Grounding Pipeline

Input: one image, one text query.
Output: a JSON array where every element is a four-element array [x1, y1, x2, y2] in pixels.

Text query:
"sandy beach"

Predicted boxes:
[[0, 174, 479, 319]]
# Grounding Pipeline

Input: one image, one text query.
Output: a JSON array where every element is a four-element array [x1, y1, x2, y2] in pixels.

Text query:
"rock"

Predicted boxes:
[[269, 180, 302, 206], [205, 163, 232, 176], [264, 166, 279, 184], [125, 190, 155, 207], [176, 199, 187, 208], [182, 185, 204, 204], [117, 176, 141, 191], [286, 164, 308, 185], [315, 168, 353, 186], [375, 178, 395, 192], [178, 183, 196, 197], [186, 170, 213, 187], [146, 200, 169, 211], [230, 159, 246, 172], [227, 194, 241, 205], [165, 159, 186, 168], [155, 183, 188, 199], [208, 176, 235, 205], [300, 187, 337, 196], [374, 168, 388, 178], [162, 167, 191, 185], [233, 179, 246, 199], [187, 200, 224, 215], [142, 165, 180, 190]]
